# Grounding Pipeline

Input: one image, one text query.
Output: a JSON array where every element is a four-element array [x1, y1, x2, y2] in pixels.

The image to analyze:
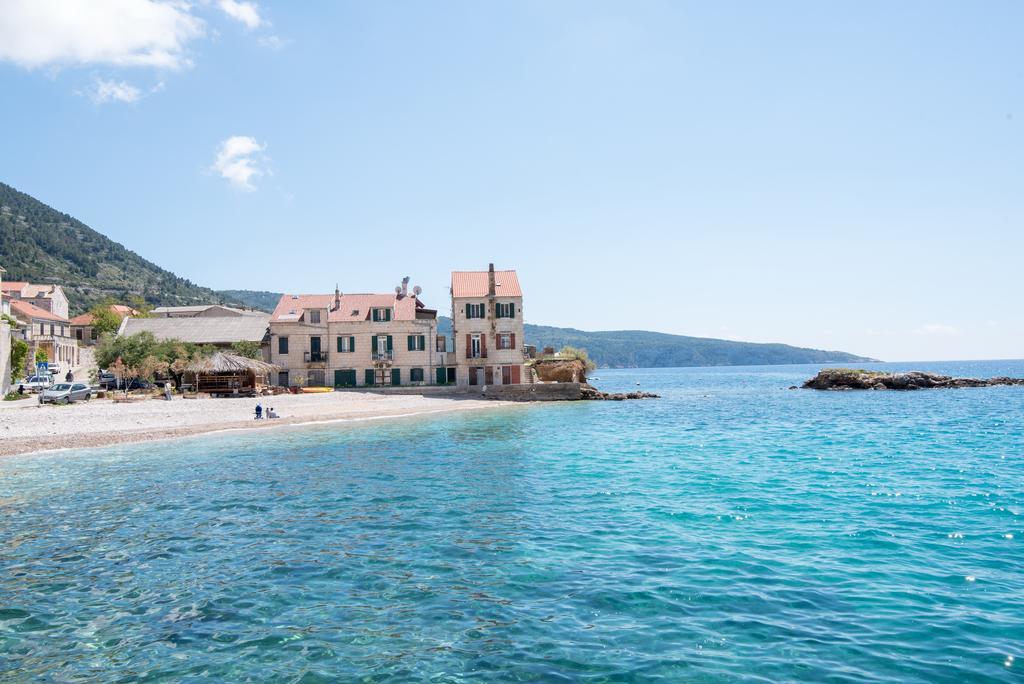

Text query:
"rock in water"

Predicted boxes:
[[802, 368, 1024, 391]]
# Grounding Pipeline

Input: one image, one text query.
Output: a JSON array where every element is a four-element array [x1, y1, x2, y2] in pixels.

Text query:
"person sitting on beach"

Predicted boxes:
[[255, 403, 263, 420], [267, 407, 279, 419]]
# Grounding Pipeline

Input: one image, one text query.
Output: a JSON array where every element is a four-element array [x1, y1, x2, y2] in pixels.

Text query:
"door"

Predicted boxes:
[[447, 367, 456, 383], [377, 335, 390, 359], [485, 366, 494, 385], [364, 369, 375, 386], [502, 365, 512, 384], [471, 335, 481, 359], [436, 367, 447, 385], [311, 336, 321, 353], [335, 369, 356, 387], [391, 368, 401, 386]]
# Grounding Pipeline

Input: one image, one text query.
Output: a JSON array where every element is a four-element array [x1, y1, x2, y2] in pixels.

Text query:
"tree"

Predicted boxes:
[[11, 338, 28, 377], [88, 301, 124, 336], [231, 340, 262, 359], [34, 348, 48, 364], [127, 295, 153, 317]]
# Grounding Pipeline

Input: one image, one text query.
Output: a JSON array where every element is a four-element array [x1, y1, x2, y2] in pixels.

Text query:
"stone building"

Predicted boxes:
[[450, 264, 526, 386], [268, 278, 447, 388], [9, 299, 78, 373], [0, 282, 69, 320]]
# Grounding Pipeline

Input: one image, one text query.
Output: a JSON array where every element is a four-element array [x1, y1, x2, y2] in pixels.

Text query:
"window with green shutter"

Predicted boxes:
[[364, 369, 375, 386]]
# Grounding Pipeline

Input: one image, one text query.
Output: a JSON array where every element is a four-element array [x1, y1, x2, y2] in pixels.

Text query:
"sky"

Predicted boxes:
[[0, 0, 1021, 362]]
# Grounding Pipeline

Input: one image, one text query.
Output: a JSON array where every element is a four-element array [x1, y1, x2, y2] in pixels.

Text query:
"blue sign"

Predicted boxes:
[[36, 361, 48, 375]]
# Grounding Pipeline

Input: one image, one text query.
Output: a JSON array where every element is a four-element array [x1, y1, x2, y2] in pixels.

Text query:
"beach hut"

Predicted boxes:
[[186, 352, 279, 396]]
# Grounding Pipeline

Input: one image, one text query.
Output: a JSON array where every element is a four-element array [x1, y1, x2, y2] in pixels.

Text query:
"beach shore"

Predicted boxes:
[[0, 391, 509, 458]]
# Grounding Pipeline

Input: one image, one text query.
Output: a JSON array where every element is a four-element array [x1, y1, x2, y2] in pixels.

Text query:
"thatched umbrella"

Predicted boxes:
[[186, 352, 279, 375], [186, 352, 279, 394]]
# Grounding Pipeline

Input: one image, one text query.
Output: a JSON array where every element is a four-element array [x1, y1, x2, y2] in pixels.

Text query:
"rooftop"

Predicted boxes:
[[9, 299, 68, 323], [119, 313, 271, 345], [451, 269, 522, 298], [270, 293, 430, 323]]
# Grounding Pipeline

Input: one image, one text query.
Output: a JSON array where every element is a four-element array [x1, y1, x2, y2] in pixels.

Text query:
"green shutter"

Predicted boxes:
[[371, 336, 378, 354], [334, 369, 343, 387], [407, 335, 414, 351], [465, 303, 471, 318], [419, 335, 425, 350], [349, 336, 355, 353], [336, 336, 343, 352], [365, 369, 375, 385], [386, 336, 393, 352], [391, 368, 400, 386], [387, 309, 392, 321], [436, 367, 446, 384], [509, 303, 515, 318]]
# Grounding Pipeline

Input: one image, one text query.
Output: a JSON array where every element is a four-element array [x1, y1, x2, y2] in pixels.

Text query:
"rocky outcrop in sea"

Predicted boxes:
[[802, 368, 1024, 391]]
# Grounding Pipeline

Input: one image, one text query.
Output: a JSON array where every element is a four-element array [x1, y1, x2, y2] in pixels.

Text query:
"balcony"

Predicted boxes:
[[304, 351, 329, 364], [372, 351, 394, 367]]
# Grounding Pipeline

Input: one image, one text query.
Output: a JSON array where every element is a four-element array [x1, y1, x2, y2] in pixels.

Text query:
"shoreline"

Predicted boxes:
[[0, 392, 516, 459]]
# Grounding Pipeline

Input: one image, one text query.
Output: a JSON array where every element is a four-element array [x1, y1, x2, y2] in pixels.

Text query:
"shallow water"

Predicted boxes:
[[1, 361, 1022, 681]]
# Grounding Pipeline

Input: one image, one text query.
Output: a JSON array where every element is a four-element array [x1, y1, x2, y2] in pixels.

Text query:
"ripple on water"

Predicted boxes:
[[1, 361, 1023, 680]]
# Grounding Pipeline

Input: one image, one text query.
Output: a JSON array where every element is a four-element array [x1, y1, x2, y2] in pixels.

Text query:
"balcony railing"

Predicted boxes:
[[304, 351, 329, 363], [372, 351, 394, 362]]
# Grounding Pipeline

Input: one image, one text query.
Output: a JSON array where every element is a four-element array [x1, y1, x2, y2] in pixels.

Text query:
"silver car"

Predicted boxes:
[[39, 383, 92, 405]]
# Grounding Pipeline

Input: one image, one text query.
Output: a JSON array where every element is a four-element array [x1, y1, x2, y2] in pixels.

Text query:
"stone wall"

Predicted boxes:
[[0, 321, 11, 395]]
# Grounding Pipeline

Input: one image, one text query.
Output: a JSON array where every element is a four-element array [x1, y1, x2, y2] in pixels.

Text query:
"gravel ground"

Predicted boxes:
[[0, 390, 507, 457]]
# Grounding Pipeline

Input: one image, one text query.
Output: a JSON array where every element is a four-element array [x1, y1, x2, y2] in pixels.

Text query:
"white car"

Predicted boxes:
[[22, 375, 53, 392], [46, 362, 62, 375]]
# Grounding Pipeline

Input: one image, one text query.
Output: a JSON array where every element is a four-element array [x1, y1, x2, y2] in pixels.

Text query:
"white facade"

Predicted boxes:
[[451, 265, 526, 387]]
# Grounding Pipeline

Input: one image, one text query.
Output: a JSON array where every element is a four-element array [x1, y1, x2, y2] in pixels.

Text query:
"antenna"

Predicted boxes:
[[413, 285, 422, 296]]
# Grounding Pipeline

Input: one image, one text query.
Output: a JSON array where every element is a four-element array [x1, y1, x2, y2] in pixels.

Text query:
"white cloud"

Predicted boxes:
[[258, 35, 289, 50], [0, 0, 205, 70], [218, 0, 263, 30], [915, 324, 960, 336], [85, 78, 142, 104], [211, 136, 269, 191]]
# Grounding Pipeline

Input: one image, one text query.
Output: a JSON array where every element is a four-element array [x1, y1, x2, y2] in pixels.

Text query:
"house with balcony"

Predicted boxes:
[[9, 299, 78, 374], [0, 282, 70, 320], [451, 264, 526, 386], [268, 278, 446, 388]]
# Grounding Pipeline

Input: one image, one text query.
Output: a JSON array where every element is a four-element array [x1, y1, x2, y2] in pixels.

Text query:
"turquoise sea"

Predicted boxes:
[[2, 361, 1023, 681]]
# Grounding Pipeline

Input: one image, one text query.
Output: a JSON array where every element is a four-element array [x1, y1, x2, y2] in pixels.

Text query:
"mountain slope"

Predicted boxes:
[[0, 182, 244, 315], [435, 317, 874, 368], [214, 289, 282, 312]]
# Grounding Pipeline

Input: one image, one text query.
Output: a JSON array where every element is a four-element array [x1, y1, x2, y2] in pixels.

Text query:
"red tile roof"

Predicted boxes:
[[451, 270, 522, 298], [69, 305, 137, 326], [0, 281, 28, 293], [10, 299, 68, 323], [270, 293, 429, 323]]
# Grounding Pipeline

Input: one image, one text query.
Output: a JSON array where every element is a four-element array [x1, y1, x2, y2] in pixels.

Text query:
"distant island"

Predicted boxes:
[[0, 180, 875, 369], [803, 368, 1024, 391]]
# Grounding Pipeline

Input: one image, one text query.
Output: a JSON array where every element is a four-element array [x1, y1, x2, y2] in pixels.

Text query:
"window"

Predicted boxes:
[[407, 334, 425, 351], [471, 334, 481, 358], [76, 329, 83, 340], [308, 309, 321, 324], [91, 329, 98, 340], [337, 336, 355, 353], [497, 333, 514, 350], [410, 368, 424, 382], [278, 336, 289, 354], [278, 371, 289, 387], [465, 303, 485, 319], [372, 308, 392, 322], [436, 335, 447, 352], [308, 370, 326, 387], [496, 302, 515, 318]]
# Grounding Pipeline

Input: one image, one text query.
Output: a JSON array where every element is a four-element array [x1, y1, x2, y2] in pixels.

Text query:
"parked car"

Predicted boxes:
[[22, 375, 54, 392], [39, 383, 92, 404], [46, 362, 62, 376], [98, 370, 117, 390]]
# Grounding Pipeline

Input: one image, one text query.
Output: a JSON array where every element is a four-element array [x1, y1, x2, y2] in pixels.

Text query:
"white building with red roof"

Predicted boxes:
[[9, 298, 79, 375], [268, 277, 446, 388], [0, 266, 10, 394], [0, 281, 69, 320], [450, 264, 526, 387]]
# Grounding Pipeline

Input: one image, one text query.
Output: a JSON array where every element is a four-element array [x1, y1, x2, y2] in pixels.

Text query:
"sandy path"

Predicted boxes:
[[0, 391, 509, 458]]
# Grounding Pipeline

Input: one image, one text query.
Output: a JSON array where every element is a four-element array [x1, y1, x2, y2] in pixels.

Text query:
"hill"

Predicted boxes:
[[0, 182, 245, 315], [436, 318, 874, 368], [214, 289, 282, 312], [1, 181, 874, 367]]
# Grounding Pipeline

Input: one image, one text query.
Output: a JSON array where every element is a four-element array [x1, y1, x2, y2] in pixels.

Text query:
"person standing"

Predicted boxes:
[[65, 370, 74, 383]]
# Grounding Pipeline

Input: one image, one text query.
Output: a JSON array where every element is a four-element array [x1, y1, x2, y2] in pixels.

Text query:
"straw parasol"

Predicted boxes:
[[186, 352, 279, 375]]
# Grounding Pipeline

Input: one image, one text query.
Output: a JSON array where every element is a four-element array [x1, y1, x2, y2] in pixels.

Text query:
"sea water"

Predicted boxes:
[[1, 361, 1022, 681]]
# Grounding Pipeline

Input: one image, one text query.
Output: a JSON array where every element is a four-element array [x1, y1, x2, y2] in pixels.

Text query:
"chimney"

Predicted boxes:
[[401, 276, 410, 297], [333, 284, 341, 311], [487, 263, 496, 297]]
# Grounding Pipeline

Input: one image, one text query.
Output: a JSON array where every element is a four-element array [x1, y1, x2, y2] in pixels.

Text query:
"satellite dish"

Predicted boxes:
[[413, 285, 422, 296], [395, 286, 402, 294]]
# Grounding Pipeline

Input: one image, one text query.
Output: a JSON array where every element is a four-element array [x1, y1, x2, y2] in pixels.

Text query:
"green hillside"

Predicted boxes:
[[0, 182, 244, 315], [438, 318, 874, 368], [214, 289, 282, 312]]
